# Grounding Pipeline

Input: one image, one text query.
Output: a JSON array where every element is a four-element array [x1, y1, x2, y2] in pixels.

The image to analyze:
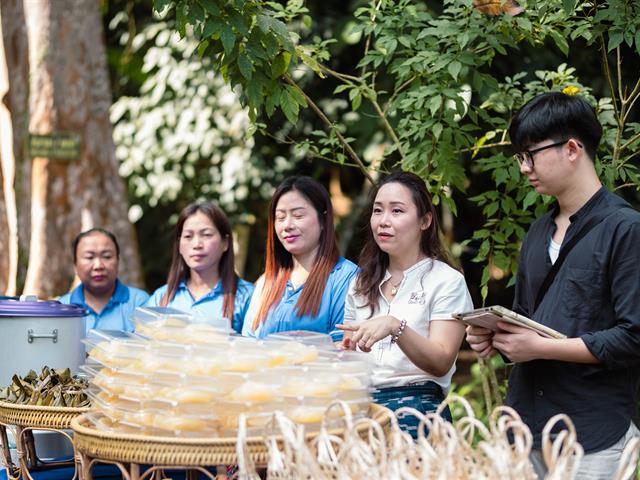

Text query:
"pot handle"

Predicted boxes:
[[27, 329, 58, 344]]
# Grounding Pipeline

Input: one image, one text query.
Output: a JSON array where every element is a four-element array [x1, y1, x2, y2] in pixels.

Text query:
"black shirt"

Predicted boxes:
[[509, 186, 640, 453]]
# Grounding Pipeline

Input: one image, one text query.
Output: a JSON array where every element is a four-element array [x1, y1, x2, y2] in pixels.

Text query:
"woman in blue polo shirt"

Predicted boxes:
[[242, 176, 358, 340], [59, 228, 149, 332], [146, 201, 253, 333]]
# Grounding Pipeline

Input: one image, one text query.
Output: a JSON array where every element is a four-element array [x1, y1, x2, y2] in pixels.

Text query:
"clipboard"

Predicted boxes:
[[452, 305, 566, 339]]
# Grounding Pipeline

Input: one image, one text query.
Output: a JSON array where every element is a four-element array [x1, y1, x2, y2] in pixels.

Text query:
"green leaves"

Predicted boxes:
[[549, 29, 569, 56], [271, 51, 291, 78], [167, 0, 306, 123], [200, 0, 220, 16], [562, 0, 577, 14], [220, 24, 235, 54], [522, 190, 539, 210], [237, 52, 253, 79], [448, 61, 462, 80], [153, 0, 173, 16], [277, 84, 307, 124]]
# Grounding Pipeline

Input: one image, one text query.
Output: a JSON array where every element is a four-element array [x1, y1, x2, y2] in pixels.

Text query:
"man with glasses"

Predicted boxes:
[[466, 92, 640, 479]]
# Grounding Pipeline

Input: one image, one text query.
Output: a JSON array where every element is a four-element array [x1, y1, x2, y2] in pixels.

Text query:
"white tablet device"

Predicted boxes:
[[453, 305, 566, 339]]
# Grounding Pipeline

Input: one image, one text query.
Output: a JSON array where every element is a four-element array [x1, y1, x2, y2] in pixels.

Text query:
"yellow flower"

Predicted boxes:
[[563, 86, 580, 96]]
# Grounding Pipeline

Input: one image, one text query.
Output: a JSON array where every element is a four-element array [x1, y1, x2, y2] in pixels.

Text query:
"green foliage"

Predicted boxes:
[[154, 0, 309, 124], [159, 0, 640, 303], [449, 355, 509, 435], [110, 20, 282, 222]]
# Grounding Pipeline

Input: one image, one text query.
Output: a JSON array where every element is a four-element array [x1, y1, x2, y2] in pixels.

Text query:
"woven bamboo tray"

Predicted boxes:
[[71, 403, 391, 466], [0, 401, 89, 429]]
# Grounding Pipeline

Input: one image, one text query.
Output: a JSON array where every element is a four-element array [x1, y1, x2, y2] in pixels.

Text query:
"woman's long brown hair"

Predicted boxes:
[[251, 176, 340, 331], [355, 171, 451, 317], [161, 201, 238, 321]]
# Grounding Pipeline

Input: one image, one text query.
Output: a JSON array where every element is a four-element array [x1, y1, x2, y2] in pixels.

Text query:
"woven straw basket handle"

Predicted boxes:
[[612, 436, 640, 480], [541, 413, 583, 478]]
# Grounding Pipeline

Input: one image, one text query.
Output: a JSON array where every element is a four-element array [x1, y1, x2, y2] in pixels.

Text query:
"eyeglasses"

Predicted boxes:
[[513, 140, 569, 169]]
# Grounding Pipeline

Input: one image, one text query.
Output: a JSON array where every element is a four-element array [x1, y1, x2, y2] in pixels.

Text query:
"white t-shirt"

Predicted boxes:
[[344, 258, 473, 391], [549, 237, 561, 264]]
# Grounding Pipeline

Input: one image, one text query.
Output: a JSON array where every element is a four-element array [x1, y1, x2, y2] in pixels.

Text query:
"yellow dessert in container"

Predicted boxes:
[[136, 317, 188, 338], [216, 400, 283, 429], [122, 410, 156, 428], [87, 338, 143, 368], [224, 353, 264, 373], [152, 415, 209, 432], [280, 342, 319, 364], [120, 384, 159, 401], [227, 381, 279, 402], [91, 398, 125, 421], [182, 357, 224, 376], [213, 373, 245, 394], [130, 352, 182, 373], [281, 379, 337, 398], [337, 375, 365, 391], [161, 387, 216, 404], [186, 322, 228, 336], [289, 406, 325, 424], [91, 368, 124, 393]]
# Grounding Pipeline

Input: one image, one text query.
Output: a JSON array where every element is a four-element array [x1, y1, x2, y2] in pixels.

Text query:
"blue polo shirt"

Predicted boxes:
[[145, 278, 254, 334], [59, 279, 150, 333], [242, 257, 358, 340]]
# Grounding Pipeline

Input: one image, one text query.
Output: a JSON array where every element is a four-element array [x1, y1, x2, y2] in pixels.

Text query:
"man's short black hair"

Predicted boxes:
[[72, 228, 120, 263], [508, 92, 603, 161]]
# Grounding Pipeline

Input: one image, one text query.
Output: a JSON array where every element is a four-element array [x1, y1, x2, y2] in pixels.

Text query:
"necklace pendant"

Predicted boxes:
[[390, 286, 398, 296]]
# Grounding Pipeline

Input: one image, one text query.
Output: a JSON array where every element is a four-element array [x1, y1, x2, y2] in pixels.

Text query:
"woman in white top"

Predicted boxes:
[[338, 172, 473, 438]]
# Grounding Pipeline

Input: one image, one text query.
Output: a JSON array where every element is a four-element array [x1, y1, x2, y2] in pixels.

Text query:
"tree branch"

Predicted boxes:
[[318, 64, 362, 83], [382, 75, 417, 115], [620, 130, 640, 152], [621, 76, 640, 125], [613, 182, 638, 192], [370, 99, 405, 160], [600, 35, 620, 120], [616, 46, 623, 103], [360, 0, 384, 77], [456, 140, 511, 154], [283, 76, 375, 185]]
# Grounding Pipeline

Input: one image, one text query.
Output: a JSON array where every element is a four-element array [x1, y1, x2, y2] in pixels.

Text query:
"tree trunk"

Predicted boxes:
[[0, 0, 29, 296], [0, 0, 143, 297]]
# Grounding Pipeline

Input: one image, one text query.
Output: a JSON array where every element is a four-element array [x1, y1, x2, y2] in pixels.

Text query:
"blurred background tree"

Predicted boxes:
[[0, 0, 142, 297]]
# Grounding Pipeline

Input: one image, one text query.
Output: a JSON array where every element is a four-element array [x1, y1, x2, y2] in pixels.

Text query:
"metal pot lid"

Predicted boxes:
[[0, 299, 88, 317]]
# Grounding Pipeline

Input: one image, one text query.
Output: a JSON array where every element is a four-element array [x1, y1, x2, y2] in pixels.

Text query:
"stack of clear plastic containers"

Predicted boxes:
[[81, 307, 373, 437]]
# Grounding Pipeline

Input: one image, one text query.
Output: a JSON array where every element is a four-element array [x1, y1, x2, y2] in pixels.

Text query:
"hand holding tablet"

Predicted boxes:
[[453, 305, 566, 339]]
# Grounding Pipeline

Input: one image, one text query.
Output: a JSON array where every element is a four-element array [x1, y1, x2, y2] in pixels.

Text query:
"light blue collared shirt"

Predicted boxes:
[[145, 278, 254, 334], [59, 279, 150, 333], [242, 257, 358, 340]]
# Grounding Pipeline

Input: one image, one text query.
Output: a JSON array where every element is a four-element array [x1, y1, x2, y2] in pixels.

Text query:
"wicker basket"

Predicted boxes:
[[71, 403, 391, 466], [0, 401, 89, 429]]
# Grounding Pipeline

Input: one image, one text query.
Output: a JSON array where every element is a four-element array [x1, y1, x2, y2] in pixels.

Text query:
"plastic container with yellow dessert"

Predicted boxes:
[[222, 351, 269, 373], [142, 406, 221, 437], [84, 412, 150, 435], [131, 306, 193, 335], [83, 330, 147, 369], [286, 395, 372, 426], [305, 357, 373, 376], [267, 330, 335, 349], [225, 377, 284, 403], [81, 364, 150, 396], [86, 387, 142, 423], [132, 306, 232, 343], [215, 399, 287, 432]]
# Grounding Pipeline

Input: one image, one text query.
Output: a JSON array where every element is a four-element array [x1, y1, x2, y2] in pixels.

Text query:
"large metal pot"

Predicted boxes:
[[0, 299, 87, 386]]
